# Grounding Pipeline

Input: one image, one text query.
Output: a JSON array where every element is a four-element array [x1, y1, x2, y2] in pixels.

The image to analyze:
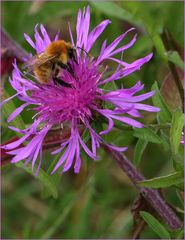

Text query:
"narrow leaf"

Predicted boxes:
[[166, 51, 184, 70], [133, 127, 161, 144], [177, 229, 184, 239], [134, 139, 148, 166], [152, 82, 172, 123], [91, 1, 139, 26], [41, 153, 61, 198], [140, 211, 171, 239], [15, 161, 58, 198], [151, 34, 167, 62], [41, 199, 74, 238], [138, 171, 184, 188], [170, 109, 184, 154]]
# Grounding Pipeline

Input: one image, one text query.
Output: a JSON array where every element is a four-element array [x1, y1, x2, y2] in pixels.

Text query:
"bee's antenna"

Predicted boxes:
[[76, 46, 90, 58]]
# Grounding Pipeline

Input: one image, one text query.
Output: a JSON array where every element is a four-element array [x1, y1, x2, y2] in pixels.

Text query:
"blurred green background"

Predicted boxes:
[[1, 1, 184, 239]]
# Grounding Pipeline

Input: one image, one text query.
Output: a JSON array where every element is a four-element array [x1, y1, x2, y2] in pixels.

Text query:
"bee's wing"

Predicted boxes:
[[22, 55, 39, 72], [22, 53, 57, 72]]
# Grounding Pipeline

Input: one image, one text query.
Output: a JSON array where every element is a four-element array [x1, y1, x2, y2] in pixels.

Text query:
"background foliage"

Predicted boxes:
[[1, 1, 184, 239]]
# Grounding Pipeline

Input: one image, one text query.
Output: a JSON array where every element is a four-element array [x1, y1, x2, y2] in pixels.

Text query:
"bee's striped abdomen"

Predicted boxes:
[[34, 63, 52, 84]]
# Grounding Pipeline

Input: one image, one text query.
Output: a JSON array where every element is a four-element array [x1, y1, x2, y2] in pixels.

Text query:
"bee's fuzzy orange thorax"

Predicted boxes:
[[46, 40, 68, 56]]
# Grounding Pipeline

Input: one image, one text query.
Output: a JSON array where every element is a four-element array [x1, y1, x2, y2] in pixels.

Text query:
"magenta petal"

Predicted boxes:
[[23, 154, 34, 167], [78, 134, 97, 160], [86, 20, 111, 52], [124, 91, 156, 103], [40, 24, 51, 46], [123, 53, 153, 72], [24, 33, 36, 49], [51, 142, 68, 154], [51, 146, 70, 174], [74, 141, 81, 173], [63, 141, 76, 172], [87, 126, 101, 154], [106, 144, 128, 152], [100, 117, 114, 135], [96, 28, 135, 64], [8, 103, 29, 122], [74, 156, 81, 174], [34, 148, 42, 176], [103, 28, 135, 55], [90, 133, 96, 154], [7, 147, 25, 155], [0, 92, 20, 108], [135, 103, 160, 112], [54, 31, 60, 41], [111, 115, 143, 128], [127, 109, 142, 118], [32, 142, 42, 170], [8, 126, 23, 133], [68, 22, 75, 46], [99, 39, 107, 56], [82, 5, 90, 49], [11, 136, 40, 163], [122, 81, 144, 94], [76, 9, 82, 48], [99, 54, 153, 86], [11, 146, 34, 163], [110, 33, 137, 56], [3, 133, 31, 150], [11, 127, 48, 163]]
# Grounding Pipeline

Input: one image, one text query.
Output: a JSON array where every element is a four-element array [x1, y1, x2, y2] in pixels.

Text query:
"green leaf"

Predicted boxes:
[[165, 51, 184, 70], [103, 80, 118, 91], [15, 162, 58, 198], [40, 177, 93, 239], [133, 127, 161, 144], [151, 34, 167, 62], [107, 128, 134, 146], [126, 3, 166, 61], [91, 1, 141, 26], [81, 128, 91, 144], [134, 139, 148, 166], [138, 171, 184, 188], [152, 82, 172, 123], [3, 1, 80, 43], [41, 153, 62, 198], [170, 109, 184, 154], [172, 152, 184, 172], [140, 211, 171, 239], [177, 228, 184, 239], [41, 198, 74, 239], [74, 178, 95, 238], [176, 190, 184, 208]]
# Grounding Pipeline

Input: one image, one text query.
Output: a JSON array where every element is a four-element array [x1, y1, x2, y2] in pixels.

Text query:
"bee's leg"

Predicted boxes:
[[66, 63, 75, 76], [58, 62, 76, 79], [53, 77, 72, 88]]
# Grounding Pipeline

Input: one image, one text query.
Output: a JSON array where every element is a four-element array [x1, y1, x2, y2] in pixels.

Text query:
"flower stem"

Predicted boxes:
[[103, 144, 182, 230]]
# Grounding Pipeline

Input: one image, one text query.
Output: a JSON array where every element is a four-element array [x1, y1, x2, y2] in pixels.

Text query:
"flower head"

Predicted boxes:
[[2, 6, 159, 174]]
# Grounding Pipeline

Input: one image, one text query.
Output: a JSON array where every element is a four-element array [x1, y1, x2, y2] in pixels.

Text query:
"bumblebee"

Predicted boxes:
[[24, 40, 77, 87]]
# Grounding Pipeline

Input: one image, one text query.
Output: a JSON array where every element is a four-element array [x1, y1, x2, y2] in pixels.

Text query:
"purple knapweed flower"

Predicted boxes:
[[1, 6, 160, 174]]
